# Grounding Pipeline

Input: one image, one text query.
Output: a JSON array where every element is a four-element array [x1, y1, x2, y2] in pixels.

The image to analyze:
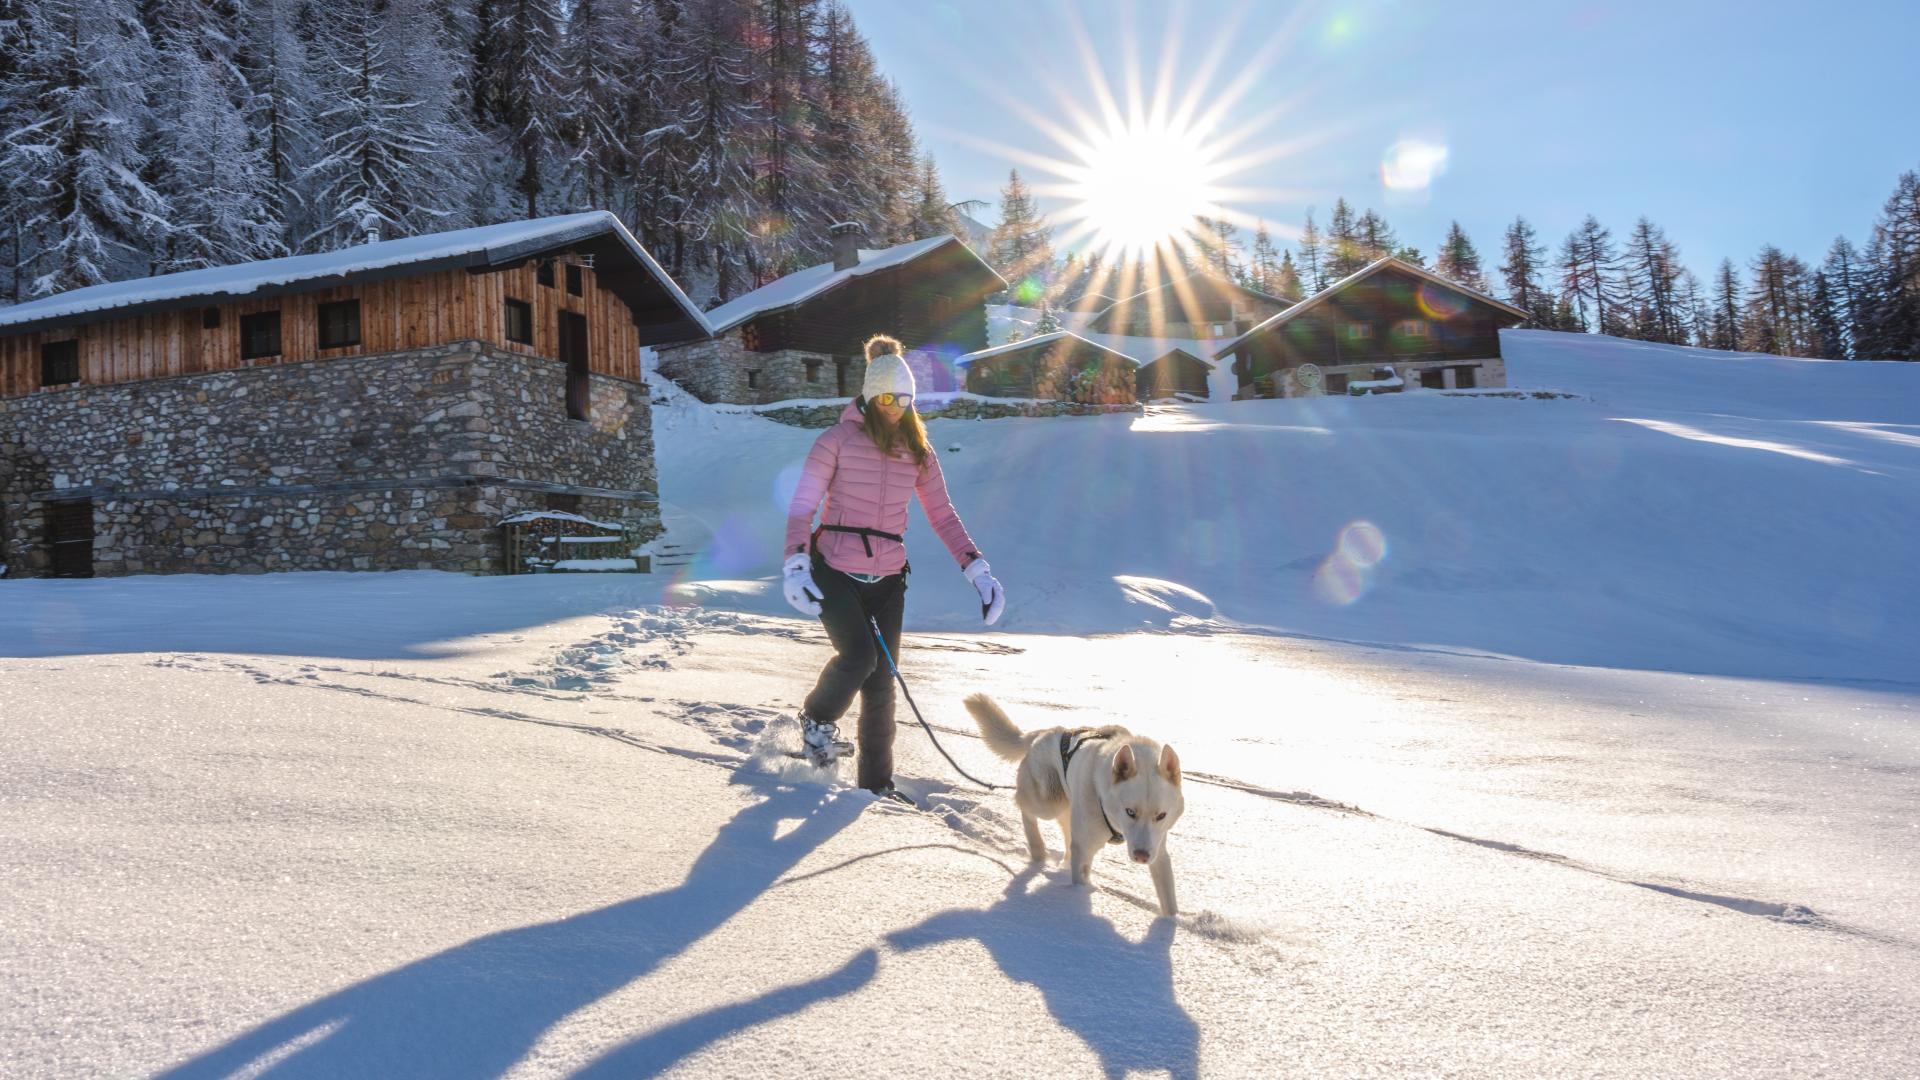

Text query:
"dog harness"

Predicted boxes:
[[1058, 729, 1127, 845]]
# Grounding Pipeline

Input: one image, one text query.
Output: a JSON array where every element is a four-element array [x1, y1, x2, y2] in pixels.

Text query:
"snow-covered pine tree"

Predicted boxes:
[[4, 0, 164, 294], [1034, 298, 1061, 335], [1434, 220, 1487, 291], [1499, 216, 1551, 326], [0, 0, 32, 301], [815, 1, 888, 248], [875, 79, 920, 245], [559, 0, 642, 220], [673, 0, 760, 299], [753, 0, 827, 278], [149, 51, 278, 272], [236, 0, 320, 254], [473, 0, 567, 218], [1297, 209, 1325, 293], [1710, 258, 1741, 351], [305, 0, 478, 250], [988, 169, 1052, 300]]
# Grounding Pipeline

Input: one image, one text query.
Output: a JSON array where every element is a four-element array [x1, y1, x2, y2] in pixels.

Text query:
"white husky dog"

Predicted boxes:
[[964, 693, 1185, 916]]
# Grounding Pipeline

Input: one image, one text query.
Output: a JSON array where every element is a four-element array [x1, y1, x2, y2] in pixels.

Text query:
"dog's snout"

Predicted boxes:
[[1131, 848, 1151, 864]]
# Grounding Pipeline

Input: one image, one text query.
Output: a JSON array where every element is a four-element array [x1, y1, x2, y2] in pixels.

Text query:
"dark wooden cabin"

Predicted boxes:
[[1216, 257, 1530, 397], [960, 332, 1140, 404], [655, 231, 1005, 404], [1136, 348, 1213, 400], [0, 211, 707, 397]]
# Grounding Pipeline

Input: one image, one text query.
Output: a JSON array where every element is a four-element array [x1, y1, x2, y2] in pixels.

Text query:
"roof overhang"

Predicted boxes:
[[0, 212, 712, 346], [1212, 256, 1529, 358]]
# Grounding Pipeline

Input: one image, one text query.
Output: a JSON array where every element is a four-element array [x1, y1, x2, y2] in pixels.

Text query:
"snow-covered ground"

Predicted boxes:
[[4, 330, 1918, 1077]]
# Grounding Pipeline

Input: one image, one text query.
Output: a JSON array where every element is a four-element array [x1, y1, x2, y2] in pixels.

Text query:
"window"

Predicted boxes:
[[1453, 364, 1478, 389], [805, 359, 821, 384], [565, 263, 583, 297], [1420, 368, 1446, 389], [1324, 372, 1350, 394], [537, 259, 555, 288], [201, 307, 221, 329], [1394, 319, 1432, 338], [835, 357, 850, 396], [747, 370, 762, 389], [240, 311, 281, 360], [1211, 323, 1226, 337], [317, 300, 361, 349], [559, 310, 589, 420], [504, 298, 533, 345], [1343, 322, 1373, 340], [40, 340, 79, 387]]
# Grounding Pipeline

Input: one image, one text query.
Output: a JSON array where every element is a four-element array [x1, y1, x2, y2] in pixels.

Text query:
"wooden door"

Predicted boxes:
[[560, 311, 590, 420], [46, 499, 94, 578]]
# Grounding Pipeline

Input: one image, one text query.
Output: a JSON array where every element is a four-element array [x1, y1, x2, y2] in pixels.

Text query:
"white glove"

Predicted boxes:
[[963, 558, 1005, 626], [783, 553, 823, 617]]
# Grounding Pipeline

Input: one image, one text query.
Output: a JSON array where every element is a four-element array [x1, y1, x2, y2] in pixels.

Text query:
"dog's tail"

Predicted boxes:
[[964, 693, 1028, 762]]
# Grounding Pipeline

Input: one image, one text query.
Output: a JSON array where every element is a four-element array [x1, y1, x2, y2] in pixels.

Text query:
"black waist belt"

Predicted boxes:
[[814, 524, 904, 558]]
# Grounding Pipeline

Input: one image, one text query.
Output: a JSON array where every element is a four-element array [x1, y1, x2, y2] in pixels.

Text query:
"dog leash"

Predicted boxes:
[[869, 616, 1009, 792]]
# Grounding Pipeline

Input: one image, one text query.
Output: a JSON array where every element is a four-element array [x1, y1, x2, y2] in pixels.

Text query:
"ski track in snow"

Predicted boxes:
[[142, 599, 1901, 954]]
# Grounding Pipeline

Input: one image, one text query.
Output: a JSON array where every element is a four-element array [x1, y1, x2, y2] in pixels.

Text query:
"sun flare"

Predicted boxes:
[[1061, 120, 1224, 259]]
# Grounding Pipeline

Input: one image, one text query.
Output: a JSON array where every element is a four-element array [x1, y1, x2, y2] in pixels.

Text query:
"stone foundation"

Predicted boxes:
[[0, 342, 658, 577]]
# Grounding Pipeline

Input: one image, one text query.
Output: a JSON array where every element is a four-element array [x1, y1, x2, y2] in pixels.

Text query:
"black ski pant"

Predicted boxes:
[[803, 554, 906, 790]]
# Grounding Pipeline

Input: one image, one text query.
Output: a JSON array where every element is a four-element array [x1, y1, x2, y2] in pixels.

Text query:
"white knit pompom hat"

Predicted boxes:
[[861, 335, 915, 401]]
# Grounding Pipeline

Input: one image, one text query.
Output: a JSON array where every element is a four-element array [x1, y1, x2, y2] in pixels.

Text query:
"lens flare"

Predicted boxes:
[[1312, 520, 1388, 605], [1415, 282, 1470, 320], [1381, 139, 1448, 192], [1061, 119, 1225, 259]]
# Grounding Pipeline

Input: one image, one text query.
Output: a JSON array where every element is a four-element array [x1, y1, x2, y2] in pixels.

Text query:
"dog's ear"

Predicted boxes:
[[1159, 743, 1181, 786], [1112, 743, 1137, 782]]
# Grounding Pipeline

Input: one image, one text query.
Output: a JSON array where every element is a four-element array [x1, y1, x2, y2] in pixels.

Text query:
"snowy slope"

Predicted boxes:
[[4, 329, 1919, 1077]]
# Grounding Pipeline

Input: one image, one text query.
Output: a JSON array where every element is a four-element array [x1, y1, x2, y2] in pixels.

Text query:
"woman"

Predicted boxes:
[[782, 334, 1006, 800]]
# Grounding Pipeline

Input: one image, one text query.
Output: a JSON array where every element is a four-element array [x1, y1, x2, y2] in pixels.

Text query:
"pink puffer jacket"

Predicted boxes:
[[785, 403, 981, 576]]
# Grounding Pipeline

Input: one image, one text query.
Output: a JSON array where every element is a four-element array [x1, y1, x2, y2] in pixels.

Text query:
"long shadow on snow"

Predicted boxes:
[[151, 781, 864, 1080], [885, 867, 1199, 1080]]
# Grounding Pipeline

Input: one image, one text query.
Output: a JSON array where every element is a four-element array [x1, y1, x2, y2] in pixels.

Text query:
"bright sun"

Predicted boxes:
[[1063, 120, 1222, 259]]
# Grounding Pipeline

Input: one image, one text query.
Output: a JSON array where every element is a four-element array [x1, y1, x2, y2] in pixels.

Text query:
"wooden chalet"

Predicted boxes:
[[0, 211, 708, 578], [653, 225, 1005, 405], [1136, 348, 1213, 400], [959, 332, 1140, 404], [1215, 257, 1530, 398], [1086, 272, 1295, 341]]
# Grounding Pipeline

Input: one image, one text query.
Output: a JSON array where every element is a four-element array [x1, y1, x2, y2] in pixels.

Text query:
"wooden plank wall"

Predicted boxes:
[[0, 256, 643, 399]]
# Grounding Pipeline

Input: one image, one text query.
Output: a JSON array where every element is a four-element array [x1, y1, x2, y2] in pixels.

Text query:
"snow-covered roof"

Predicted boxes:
[[0, 211, 712, 344], [954, 331, 1142, 368], [701, 235, 1005, 336], [1212, 255, 1530, 358]]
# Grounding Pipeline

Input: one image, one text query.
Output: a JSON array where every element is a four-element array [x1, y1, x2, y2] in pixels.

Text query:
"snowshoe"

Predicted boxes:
[[864, 784, 916, 808], [798, 712, 853, 769]]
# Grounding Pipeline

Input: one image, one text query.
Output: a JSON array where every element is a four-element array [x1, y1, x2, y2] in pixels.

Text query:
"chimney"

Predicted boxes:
[[830, 222, 862, 271]]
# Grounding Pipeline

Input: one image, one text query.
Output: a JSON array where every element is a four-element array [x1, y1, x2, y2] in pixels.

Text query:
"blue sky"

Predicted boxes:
[[842, 0, 1920, 281]]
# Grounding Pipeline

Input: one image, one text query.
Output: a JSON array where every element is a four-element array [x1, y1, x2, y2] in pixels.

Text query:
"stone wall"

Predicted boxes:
[[0, 342, 658, 577], [654, 332, 841, 405]]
